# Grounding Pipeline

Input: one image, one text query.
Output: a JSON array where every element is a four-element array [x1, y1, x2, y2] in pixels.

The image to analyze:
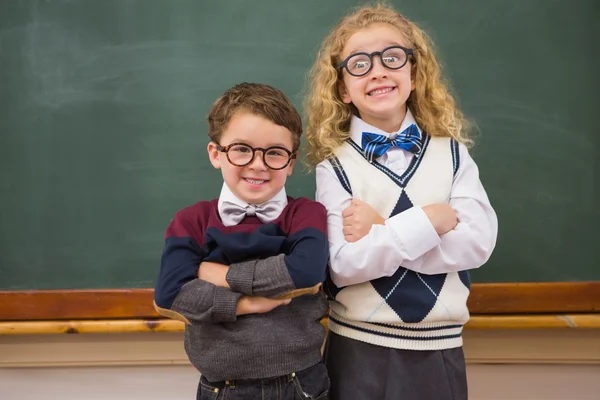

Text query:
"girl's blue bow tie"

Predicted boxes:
[[361, 124, 422, 163]]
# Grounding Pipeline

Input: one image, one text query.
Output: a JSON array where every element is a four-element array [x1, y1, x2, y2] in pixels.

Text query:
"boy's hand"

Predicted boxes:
[[198, 261, 230, 288], [236, 296, 291, 316], [342, 199, 385, 242], [422, 204, 458, 235]]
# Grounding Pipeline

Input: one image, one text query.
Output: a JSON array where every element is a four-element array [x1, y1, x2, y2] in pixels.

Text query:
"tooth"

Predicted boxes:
[[369, 87, 392, 95]]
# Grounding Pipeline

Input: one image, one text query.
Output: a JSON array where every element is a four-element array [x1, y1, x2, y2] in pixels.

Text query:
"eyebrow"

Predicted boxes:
[[347, 42, 405, 55], [227, 139, 292, 149]]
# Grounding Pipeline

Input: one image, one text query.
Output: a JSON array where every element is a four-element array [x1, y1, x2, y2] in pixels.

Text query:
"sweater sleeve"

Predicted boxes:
[[153, 209, 243, 324], [163, 279, 243, 324], [225, 200, 329, 298]]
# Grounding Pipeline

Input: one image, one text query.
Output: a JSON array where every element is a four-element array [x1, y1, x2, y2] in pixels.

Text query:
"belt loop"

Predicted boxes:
[[287, 372, 296, 383], [225, 380, 236, 389]]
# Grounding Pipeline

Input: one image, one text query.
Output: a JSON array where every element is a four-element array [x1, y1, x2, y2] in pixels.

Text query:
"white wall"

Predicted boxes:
[[0, 366, 199, 400]]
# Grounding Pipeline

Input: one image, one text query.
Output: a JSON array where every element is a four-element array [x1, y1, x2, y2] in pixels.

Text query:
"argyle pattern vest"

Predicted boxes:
[[327, 135, 470, 350]]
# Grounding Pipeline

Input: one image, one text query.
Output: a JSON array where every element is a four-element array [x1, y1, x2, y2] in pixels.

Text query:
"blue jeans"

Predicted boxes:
[[197, 361, 329, 400]]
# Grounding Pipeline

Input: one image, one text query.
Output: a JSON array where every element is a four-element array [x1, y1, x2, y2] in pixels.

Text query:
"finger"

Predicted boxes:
[[344, 233, 357, 243], [343, 217, 354, 227], [352, 198, 362, 206], [269, 299, 290, 312], [200, 261, 227, 268], [269, 297, 290, 305], [342, 206, 355, 218]]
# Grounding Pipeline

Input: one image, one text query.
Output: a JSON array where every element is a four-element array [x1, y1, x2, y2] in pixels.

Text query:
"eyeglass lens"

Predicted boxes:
[[226, 144, 291, 169], [345, 47, 410, 76]]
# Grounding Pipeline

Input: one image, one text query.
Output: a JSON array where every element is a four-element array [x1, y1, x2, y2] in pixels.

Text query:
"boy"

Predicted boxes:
[[154, 83, 330, 399]]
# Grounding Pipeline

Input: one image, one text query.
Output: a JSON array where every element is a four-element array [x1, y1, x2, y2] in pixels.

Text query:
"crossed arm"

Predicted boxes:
[[154, 202, 329, 324], [317, 144, 498, 288]]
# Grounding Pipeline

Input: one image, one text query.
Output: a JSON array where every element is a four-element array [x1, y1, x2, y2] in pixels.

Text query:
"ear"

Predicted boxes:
[[286, 158, 296, 177], [338, 81, 352, 104], [207, 142, 222, 169], [410, 64, 417, 91]]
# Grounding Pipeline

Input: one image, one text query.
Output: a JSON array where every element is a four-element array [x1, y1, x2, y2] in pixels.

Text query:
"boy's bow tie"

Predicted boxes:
[[220, 199, 284, 226], [361, 124, 422, 163]]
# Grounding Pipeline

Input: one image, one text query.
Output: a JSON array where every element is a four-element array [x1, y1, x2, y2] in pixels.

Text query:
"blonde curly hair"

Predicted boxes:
[[304, 3, 472, 166]]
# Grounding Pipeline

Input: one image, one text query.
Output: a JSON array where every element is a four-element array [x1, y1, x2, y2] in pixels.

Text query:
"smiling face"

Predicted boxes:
[[338, 23, 415, 133], [207, 111, 295, 205]]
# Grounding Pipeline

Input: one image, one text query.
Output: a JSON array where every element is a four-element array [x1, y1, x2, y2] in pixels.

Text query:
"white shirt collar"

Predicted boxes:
[[349, 108, 422, 147], [217, 183, 288, 225]]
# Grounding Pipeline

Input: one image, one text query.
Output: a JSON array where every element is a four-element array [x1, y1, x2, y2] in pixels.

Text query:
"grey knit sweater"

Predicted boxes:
[[172, 254, 329, 381], [154, 198, 330, 382]]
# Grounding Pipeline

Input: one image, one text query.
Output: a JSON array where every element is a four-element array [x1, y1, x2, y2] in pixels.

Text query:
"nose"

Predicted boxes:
[[369, 56, 388, 79], [248, 150, 268, 171]]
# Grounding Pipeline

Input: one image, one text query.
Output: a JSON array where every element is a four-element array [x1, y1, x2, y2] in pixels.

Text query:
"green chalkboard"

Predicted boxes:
[[0, 0, 598, 290]]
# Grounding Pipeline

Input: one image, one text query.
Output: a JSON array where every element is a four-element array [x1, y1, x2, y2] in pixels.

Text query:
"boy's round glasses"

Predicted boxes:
[[216, 142, 296, 170], [338, 45, 414, 77]]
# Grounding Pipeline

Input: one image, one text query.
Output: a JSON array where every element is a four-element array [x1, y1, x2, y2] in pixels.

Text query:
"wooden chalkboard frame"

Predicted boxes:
[[0, 282, 598, 321], [2, 313, 600, 335]]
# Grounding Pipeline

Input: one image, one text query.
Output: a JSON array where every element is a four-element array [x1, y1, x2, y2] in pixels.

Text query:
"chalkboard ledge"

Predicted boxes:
[[0, 282, 598, 321], [1, 314, 600, 335]]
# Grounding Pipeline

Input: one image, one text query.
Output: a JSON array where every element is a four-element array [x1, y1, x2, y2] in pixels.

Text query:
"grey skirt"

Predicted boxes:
[[324, 331, 468, 400]]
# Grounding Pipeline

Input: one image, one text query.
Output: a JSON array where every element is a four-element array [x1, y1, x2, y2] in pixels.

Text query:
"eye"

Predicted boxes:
[[381, 48, 407, 67], [347, 54, 371, 72], [230, 144, 251, 153], [353, 60, 370, 70], [266, 148, 287, 157], [351, 60, 371, 70]]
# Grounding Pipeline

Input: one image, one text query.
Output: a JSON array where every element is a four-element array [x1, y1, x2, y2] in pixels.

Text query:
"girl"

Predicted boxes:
[[305, 4, 498, 400]]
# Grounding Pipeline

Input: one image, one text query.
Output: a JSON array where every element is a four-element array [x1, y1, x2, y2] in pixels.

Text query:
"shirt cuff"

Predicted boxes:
[[226, 260, 256, 295], [212, 287, 243, 323], [385, 206, 441, 261]]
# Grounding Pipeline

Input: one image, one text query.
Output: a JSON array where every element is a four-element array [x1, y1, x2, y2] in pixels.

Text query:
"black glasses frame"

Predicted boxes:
[[216, 142, 296, 170], [338, 45, 414, 77]]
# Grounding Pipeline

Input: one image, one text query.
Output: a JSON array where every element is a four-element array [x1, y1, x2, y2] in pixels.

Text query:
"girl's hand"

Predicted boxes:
[[198, 261, 229, 288], [422, 204, 458, 235], [342, 199, 385, 243], [236, 296, 291, 315]]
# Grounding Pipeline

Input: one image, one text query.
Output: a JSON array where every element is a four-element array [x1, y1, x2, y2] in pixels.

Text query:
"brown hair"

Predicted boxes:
[[304, 3, 472, 165], [207, 82, 303, 151]]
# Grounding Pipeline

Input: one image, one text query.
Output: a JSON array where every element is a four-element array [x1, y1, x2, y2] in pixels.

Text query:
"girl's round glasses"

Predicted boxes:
[[338, 45, 414, 77]]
